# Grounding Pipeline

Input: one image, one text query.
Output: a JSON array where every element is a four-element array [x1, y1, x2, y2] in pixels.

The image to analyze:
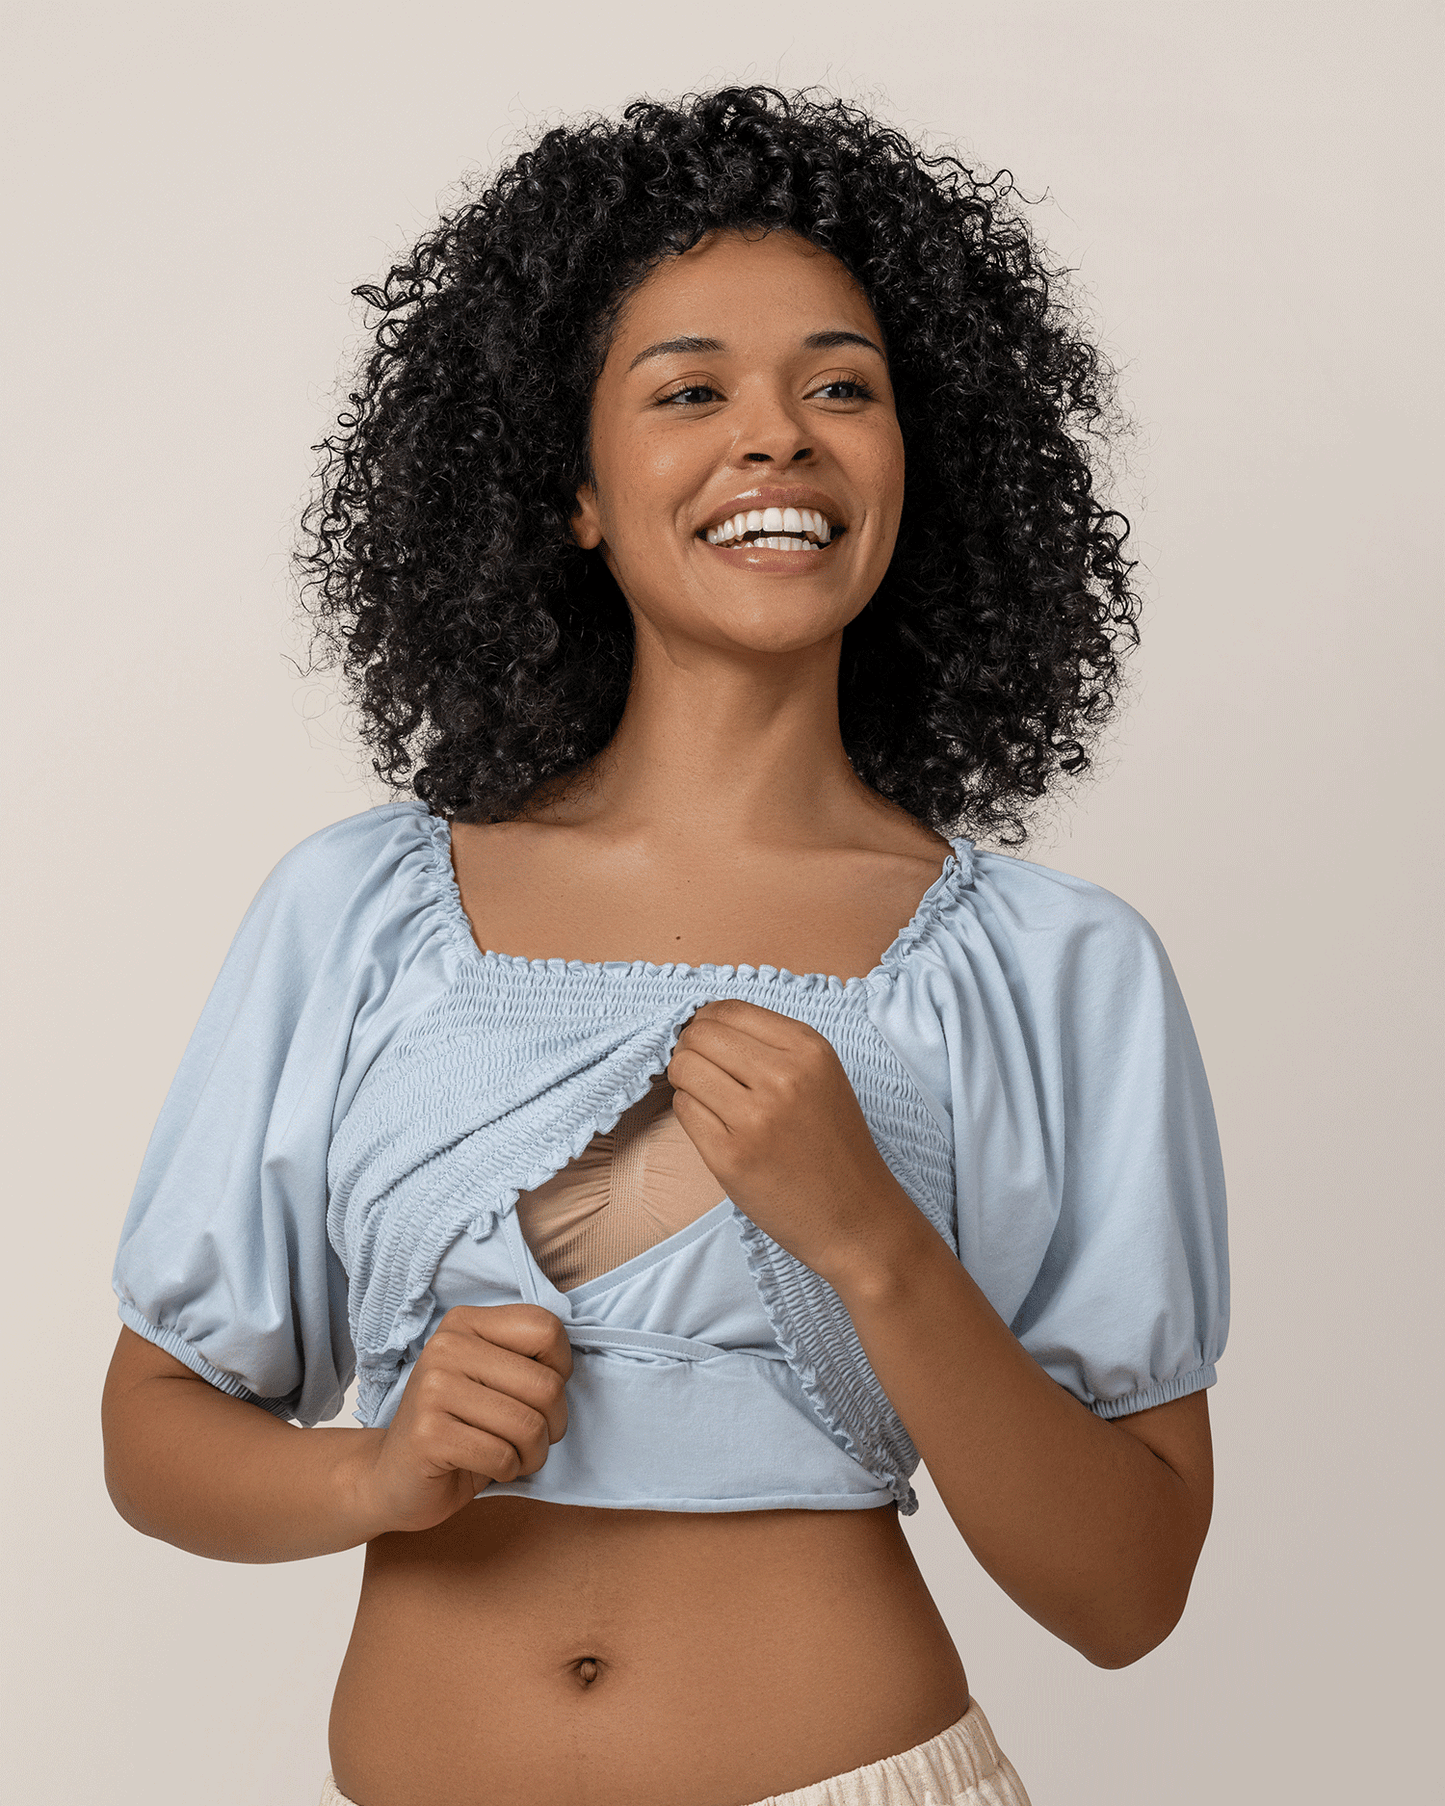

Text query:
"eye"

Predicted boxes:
[[809, 376, 877, 402], [658, 382, 723, 406]]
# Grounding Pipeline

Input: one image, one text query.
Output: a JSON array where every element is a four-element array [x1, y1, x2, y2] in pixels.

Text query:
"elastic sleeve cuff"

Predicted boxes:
[[1089, 1363, 1217, 1420], [115, 1298, 298, 1422]]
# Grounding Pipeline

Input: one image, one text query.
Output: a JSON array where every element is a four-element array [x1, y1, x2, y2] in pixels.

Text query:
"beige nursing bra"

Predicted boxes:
[[513, 1072, 729, 1290]]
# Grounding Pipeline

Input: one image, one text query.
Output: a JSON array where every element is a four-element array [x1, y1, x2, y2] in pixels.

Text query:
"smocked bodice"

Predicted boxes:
[[327, 928, 960, 1510]]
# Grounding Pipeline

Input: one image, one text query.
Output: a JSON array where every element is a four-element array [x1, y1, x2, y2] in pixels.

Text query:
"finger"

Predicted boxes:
[[458, 1384, 555, 1474], [668, 1082, 731, 1150], [688, 998, 815, 1052], [433, 1417, 541, 1486], [465, 1341, 570, 1444], [432, 1315, 571, 1439], [679, 1018, 823, 1083], [422, 1367, 556, 1476], [674, 1028, 826, 1125], [675, 1017, 798, 1090], [446, 1304, 574, 1379], [667, 1042, 754, 1121]]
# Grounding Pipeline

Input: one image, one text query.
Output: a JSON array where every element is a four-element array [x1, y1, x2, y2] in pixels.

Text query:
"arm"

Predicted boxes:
[[101, 1305, 573, 1564], [102, 1326, 388, 1563], [826, 1205, 1214, 1668], [668, 999, 1215, 1670]]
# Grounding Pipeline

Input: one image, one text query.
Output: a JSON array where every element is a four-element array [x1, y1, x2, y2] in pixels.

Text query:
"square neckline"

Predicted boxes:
[[430, 812, 975, 991]]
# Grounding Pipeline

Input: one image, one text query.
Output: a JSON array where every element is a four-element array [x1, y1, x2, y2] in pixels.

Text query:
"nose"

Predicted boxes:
[[731, 385, 814, 466]]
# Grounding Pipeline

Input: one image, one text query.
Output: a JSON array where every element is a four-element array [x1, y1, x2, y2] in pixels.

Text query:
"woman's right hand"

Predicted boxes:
[[353, 1304, 573, 1535]]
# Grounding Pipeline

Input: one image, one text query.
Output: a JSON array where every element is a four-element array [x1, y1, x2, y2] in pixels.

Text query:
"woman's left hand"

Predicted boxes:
[[665, 997, 913, 1284]]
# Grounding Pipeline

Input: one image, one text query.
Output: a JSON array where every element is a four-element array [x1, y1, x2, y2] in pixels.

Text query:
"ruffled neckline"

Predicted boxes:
[[414, 805, 975, 996]]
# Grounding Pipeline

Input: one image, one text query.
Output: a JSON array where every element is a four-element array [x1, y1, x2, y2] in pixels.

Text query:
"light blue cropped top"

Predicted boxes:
[[111, 801, 1230, 1515]]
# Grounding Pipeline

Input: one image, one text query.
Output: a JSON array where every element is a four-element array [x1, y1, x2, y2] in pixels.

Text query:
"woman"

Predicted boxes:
[[102, 88, 1229, 1806]]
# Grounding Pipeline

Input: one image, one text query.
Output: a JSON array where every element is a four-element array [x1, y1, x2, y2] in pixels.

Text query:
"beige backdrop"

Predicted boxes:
[[4, 2, 1440, 1801]]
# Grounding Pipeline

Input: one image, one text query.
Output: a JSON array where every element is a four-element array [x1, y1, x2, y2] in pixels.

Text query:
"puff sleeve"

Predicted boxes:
[[110, 803, 449, 1427], [871, 849, 1230, 1420]]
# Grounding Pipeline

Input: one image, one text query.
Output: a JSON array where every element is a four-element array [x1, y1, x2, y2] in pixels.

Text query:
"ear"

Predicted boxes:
[[571, 482, 603, 550]]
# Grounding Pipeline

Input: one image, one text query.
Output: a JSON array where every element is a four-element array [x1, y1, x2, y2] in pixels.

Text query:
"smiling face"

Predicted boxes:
[[572, 228, 905, 657]]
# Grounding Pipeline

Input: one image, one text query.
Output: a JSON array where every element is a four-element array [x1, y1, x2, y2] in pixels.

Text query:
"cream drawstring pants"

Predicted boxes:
[[319, 1694, 1032, 1806]]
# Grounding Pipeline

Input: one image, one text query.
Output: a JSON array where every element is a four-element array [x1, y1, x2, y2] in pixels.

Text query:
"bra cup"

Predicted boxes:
[[515, 1073, 727, 1291], [631, 1105, 731, 1235]]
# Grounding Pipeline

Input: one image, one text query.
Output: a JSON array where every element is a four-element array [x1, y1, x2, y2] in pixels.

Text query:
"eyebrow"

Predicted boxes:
[[627, 335, 723, 373], [802, 330, 885, 358], [626, 328, 885, 374]]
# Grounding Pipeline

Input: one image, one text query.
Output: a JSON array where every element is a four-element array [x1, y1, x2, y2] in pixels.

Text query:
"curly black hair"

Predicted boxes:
[[296, 85, 1139, 845]]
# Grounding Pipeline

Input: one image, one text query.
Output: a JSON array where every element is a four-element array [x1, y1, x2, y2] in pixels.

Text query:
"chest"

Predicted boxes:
[[448, 823, 954, 984]]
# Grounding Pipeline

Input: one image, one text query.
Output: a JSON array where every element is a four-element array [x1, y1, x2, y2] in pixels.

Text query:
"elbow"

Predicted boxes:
[[99, 1341, 184, 1541], [1082, 1584, 1191, 1670], [1084, 1621, 1175, 1671], [1086, 1487, 1212, 1669], [101, 1392, 140, 1532], [104, 1471, 149, 1539], [101, 1410, 155, 1539]]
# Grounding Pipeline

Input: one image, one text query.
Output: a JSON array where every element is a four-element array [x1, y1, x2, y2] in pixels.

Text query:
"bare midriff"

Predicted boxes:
[[328, 1498, 970, 1806]]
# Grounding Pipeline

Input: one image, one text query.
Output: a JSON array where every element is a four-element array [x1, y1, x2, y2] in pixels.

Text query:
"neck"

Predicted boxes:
[[540, 618, 889, 853]]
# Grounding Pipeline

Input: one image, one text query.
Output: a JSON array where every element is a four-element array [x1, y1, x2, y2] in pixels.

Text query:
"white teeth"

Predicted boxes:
[[703, 507, 837, 545]]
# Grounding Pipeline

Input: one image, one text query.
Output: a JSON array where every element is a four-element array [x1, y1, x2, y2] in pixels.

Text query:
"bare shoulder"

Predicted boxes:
[[448, 815, 560, 860], [447, 817, 589, 928], [872, 822, 955, 872]]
